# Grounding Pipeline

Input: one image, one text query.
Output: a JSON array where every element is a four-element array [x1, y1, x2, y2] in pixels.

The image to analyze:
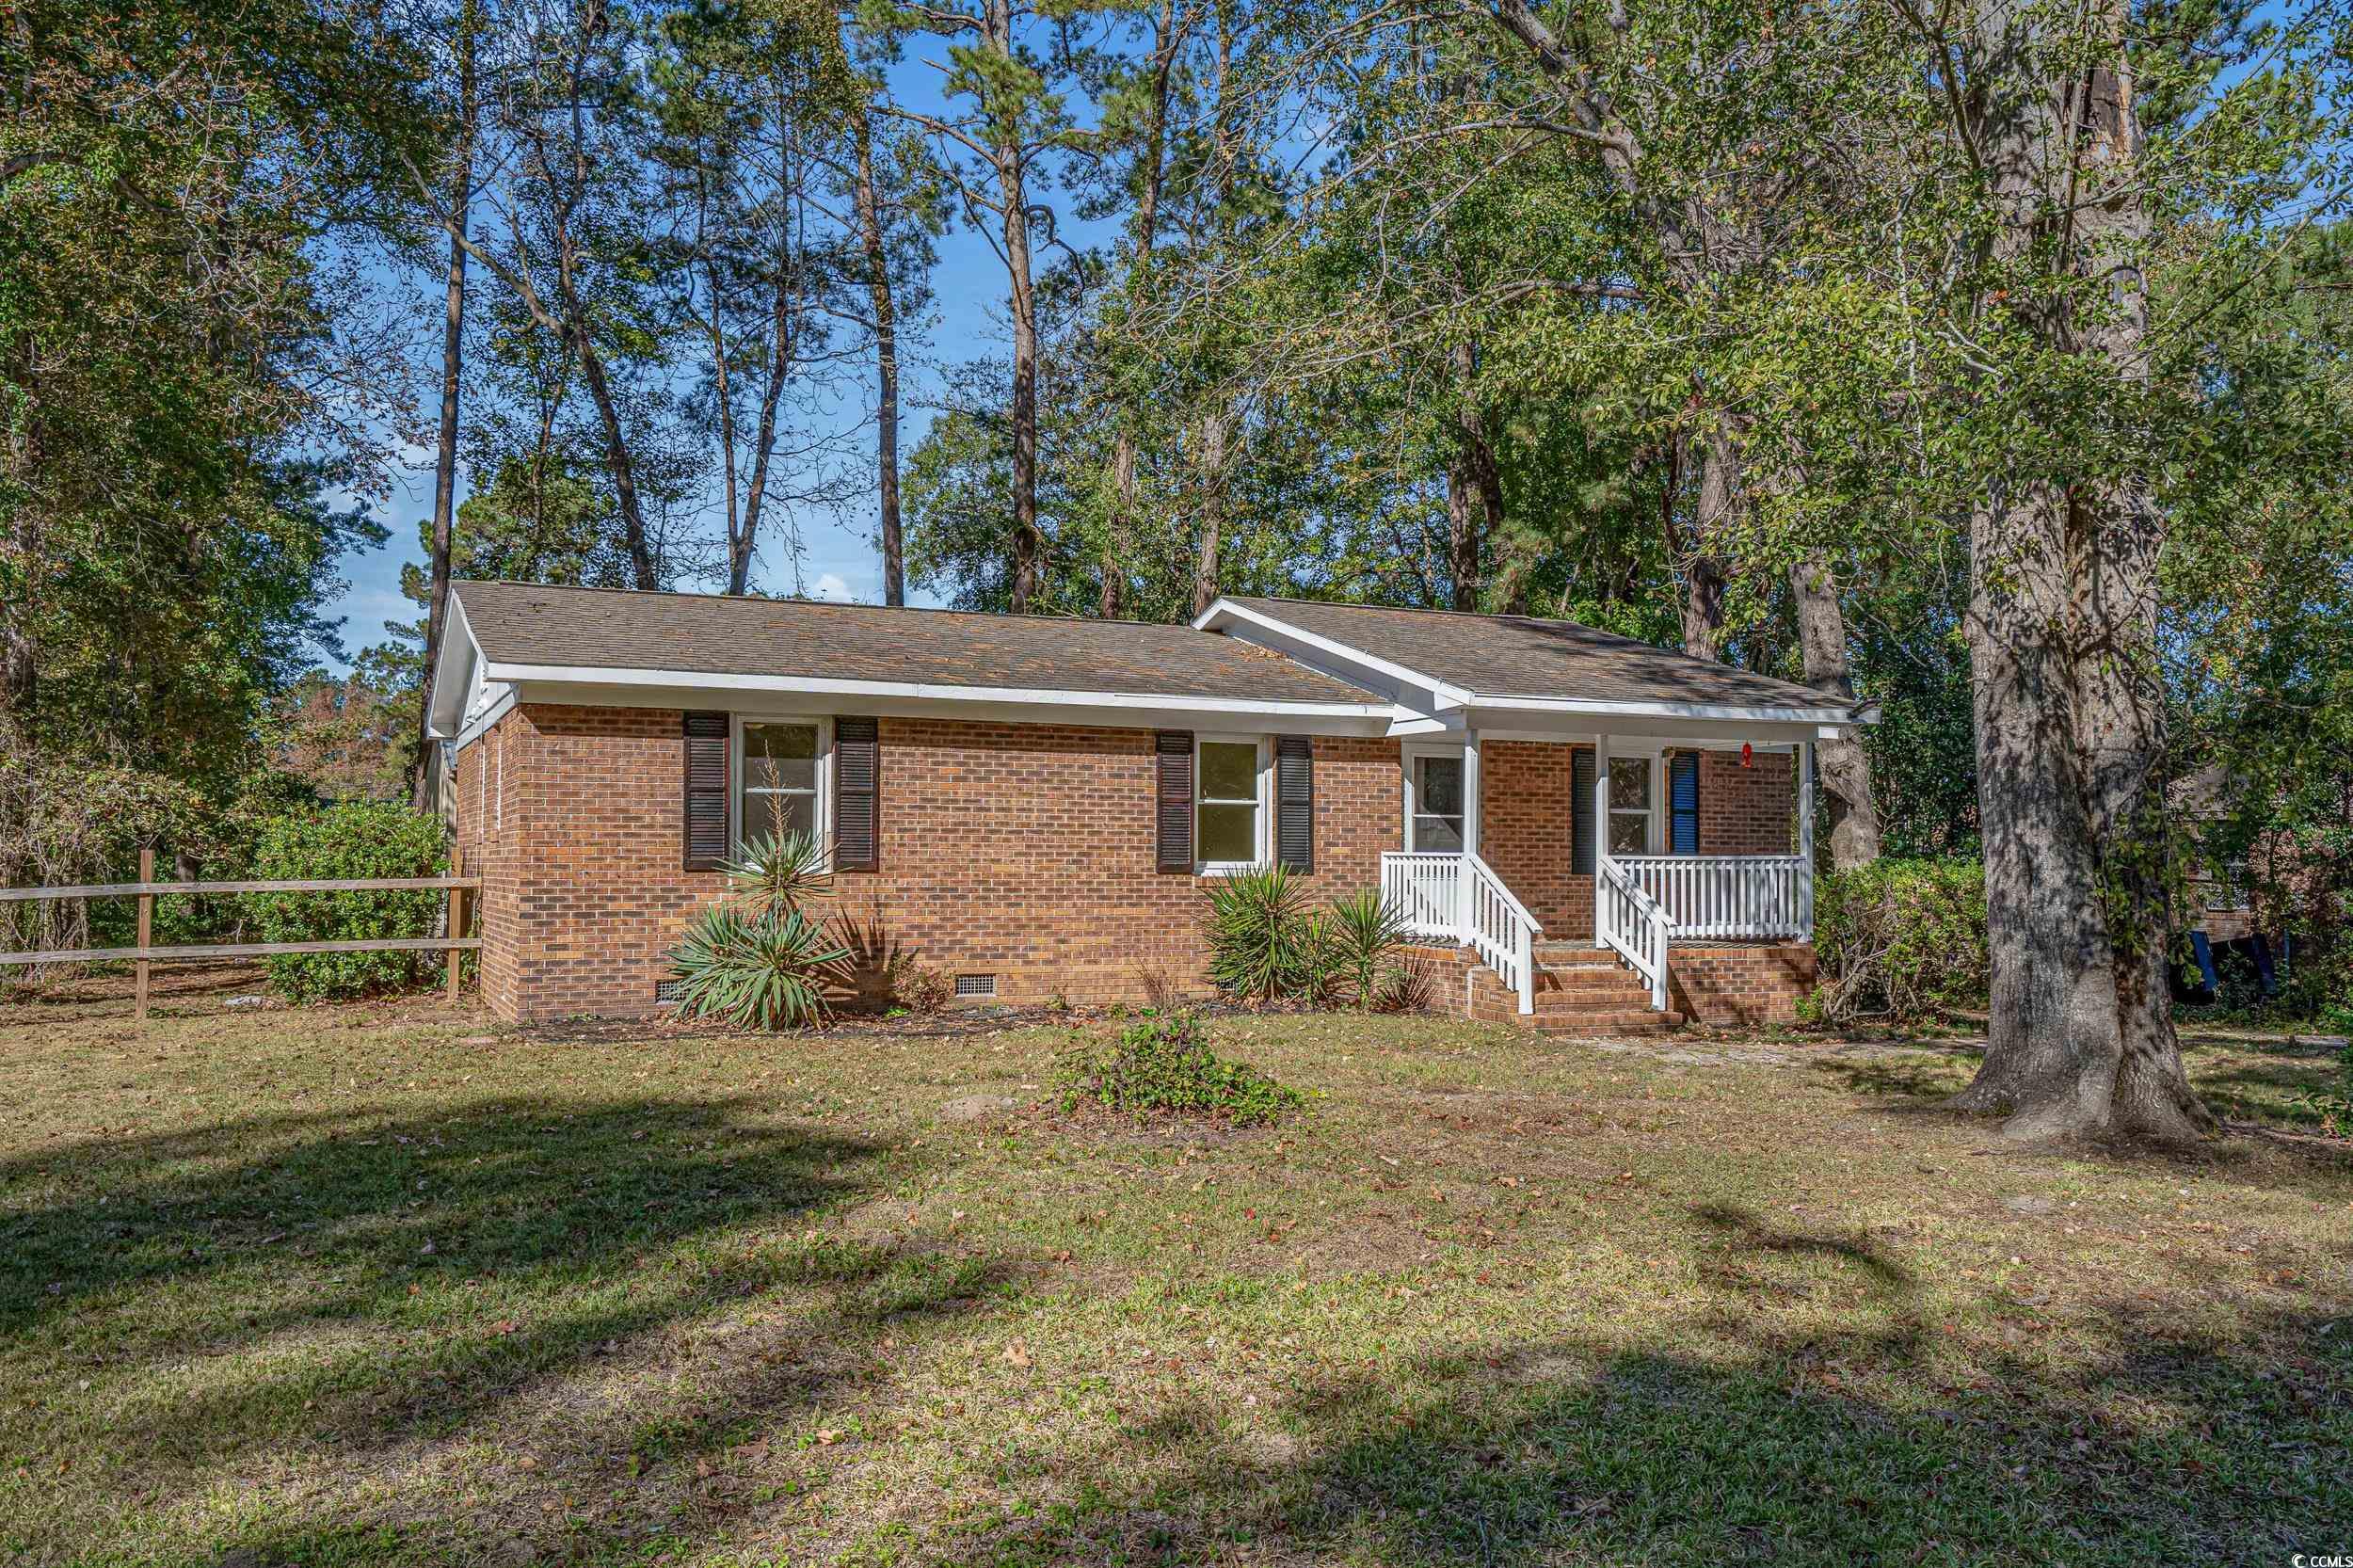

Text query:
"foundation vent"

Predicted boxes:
[[953, 973, 999, 999], [653, 978, 686, 1005]]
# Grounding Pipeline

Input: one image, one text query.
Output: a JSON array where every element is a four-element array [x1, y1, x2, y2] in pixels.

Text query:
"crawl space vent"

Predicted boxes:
[[953, 973, 999, 999], [653, 978, 685, 1004]]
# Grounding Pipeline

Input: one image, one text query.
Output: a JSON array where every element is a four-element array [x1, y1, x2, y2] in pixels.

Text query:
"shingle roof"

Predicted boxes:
[[1223, 596, 1850, 712], [453, 581, 1374, 706]]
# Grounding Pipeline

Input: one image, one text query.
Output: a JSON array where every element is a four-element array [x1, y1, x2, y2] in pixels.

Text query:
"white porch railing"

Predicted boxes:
[[1612, 854, 1811, 941], [1596, 859, 1671, 1011], [1379, 851, 1542, 1014]]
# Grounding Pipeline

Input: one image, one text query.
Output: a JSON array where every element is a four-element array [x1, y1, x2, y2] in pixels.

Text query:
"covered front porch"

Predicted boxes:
[[1374, 727, 1824, 1016]]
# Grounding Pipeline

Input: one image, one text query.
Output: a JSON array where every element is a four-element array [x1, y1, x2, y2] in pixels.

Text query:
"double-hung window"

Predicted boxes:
[[1194, 736, 1266, 871], [1608, 756, 1655, 856], [738, 718, 827, 850]]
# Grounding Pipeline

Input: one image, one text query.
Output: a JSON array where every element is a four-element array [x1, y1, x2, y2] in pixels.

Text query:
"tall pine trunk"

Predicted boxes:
[[413, 0, 477, 811], [853, 101, 904, 608]]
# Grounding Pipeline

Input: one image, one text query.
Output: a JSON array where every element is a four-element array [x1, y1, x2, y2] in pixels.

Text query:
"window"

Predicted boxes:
[[1195, 737, 1265, 869], [1608, 755, 1653, 856], [738, 719, 825, 849], [1408, 752, 1465, 852]]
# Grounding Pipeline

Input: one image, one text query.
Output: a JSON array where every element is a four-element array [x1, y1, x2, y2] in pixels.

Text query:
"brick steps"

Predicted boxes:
[[1465, 956, 1685, 1035]]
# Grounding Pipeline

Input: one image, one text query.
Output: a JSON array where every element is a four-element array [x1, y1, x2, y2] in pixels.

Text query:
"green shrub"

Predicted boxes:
[[248, 802, 448, 1003], [1203, 866, 1317, 1001], [667, 905, 850, 1030], [1810, 857, 1988, 1028], [1049, 1012, 1305, 1126]]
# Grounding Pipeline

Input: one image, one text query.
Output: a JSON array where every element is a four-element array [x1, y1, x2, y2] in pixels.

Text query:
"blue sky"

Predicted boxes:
[[319, 51, 1123, 671]]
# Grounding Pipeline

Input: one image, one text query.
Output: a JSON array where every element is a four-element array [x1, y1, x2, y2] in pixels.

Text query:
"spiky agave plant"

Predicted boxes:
[[1325, 888, 1412, 1009], [1202, 865, 1314, 1002], [667, 904, 850, 1030], [723, 826, 833, 923]]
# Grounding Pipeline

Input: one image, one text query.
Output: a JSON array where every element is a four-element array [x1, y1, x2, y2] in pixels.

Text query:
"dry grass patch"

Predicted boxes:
[[0, 986, 2345, 1565]]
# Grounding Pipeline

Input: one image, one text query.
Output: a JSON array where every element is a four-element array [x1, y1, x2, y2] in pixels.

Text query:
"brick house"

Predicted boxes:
[[426, 584, 1874, 1030]]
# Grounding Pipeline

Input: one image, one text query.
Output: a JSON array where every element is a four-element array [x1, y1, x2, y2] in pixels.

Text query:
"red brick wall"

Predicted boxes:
[[1697, 748, 1795, 856], [455, 708, 1802, 1021], [1666, 943, 1817, 1026], [1481, 741, 1589, 935], [460, 706, 1403, 1020]]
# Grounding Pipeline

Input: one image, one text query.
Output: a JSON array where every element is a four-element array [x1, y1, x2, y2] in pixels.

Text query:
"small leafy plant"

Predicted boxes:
[[667, 905, 849, 1030], [1050, 1012, 1305, 1126], [884, 952, 952, 1015]]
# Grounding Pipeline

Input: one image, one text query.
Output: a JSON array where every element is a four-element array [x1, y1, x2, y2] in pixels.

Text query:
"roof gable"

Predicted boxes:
[[1209, 596, 1858, 715]]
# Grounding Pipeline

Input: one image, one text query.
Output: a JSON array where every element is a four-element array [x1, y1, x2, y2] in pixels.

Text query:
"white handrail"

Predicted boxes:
[[1462, 852, 1542, 1016], [1610, 854, 1810, 941], [1379, 851, 1543, 1015], [1596, 857, 1671, 1011]]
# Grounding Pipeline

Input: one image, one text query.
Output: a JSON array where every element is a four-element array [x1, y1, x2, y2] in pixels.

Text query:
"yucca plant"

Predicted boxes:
[[667, 904, 849, 1030], [1326, 888, 1412, 1009], [1203, 865, 1314, 1002], [723, 826, 833, 922]]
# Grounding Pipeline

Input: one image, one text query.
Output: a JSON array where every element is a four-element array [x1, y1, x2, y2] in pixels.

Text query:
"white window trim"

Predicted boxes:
[[1401, 741, 1468, 856], [1194, 733, 1271, 874], [730, 713, 833, 863]]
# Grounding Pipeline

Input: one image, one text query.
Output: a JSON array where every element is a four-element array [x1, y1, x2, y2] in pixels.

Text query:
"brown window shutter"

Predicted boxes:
[[1571, 747, 1596, 877], [1275, 735, 1313, 872], [834, 716, 880, 872], [682, 712, 730, 872], [1155, 730, 1194, 872]]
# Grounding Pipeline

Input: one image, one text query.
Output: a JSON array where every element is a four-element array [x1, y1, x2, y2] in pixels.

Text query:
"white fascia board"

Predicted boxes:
[[424, 597, 483, 740], [487, 665, 1395, 733], [1385, 713, 1465, 738], [1469, 694, 1871, 727], [1193, 599, 1475, 709]]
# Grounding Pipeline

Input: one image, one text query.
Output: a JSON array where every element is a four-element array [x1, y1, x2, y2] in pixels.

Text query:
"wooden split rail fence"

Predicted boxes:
[[0, 848, 479, 1017]]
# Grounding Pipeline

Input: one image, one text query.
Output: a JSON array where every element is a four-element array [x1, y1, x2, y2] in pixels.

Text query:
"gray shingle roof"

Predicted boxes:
[[1223, 596, 1850, 712], [453, 581, 1374, 706]]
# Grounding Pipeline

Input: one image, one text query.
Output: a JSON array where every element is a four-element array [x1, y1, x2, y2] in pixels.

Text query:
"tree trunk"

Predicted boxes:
[[1675, 423, 1737, 661], [1787, 553, 1881, 868], [1102, 433, 1134, 619], [412, 1, 477, 811], [1101, 0, 1180, 622], [1192, 406, 1227, 619], [853, 101, 904, 608], [1445, 339, 1503, 613], [1950, 0, 2209, 1141], [985, 0, 1043, 613]]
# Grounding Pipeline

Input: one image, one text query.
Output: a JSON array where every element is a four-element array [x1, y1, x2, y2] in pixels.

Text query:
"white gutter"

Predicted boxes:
[[475, 660, 1395, 722]]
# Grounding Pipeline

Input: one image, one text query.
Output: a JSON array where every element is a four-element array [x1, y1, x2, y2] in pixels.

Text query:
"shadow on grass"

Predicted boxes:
[[0, 1094, 1000, 1499], [918, 1227, 2345, 1567]]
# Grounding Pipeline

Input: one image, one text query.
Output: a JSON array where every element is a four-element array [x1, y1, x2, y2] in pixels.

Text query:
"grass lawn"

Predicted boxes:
[[1, 971, 2348, 1566]]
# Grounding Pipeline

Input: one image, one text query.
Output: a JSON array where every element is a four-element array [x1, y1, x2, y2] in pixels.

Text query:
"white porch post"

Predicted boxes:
[[1592, 735, 1612, 947], [1461, 728, 1481, 936], [1462, 729, 1481, 858], [1797, 739, 1817, 940]]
